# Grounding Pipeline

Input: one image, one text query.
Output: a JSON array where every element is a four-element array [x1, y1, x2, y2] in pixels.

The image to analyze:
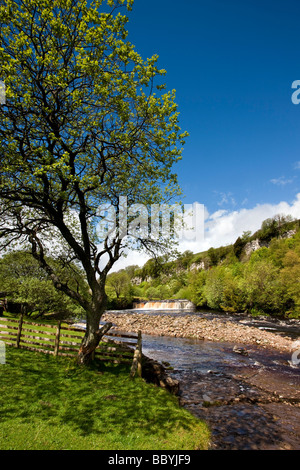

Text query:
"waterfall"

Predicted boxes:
[[132, 299, 195, 310]]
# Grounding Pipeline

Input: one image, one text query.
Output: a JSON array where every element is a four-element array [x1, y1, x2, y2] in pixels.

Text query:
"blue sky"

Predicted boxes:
[[126, 0, 300, 217], [112, 0, 300, 268]]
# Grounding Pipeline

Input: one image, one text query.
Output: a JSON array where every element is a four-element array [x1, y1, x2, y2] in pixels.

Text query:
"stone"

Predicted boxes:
[[233, 346, 249, 356], [141, 355, 179, 395]]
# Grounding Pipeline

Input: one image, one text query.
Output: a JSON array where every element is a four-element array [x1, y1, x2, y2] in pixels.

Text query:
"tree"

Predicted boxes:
[[16, 277, 81, 317], [241, 230, 252, 242], [241, 259, 284, 314], [233, 237, 244, 259], [187, 270, 206, 307], [0, 251, 47, 283], [259, 214, 294, 241], [106, 270, 130, 299], [207, 248, 218, 266], [280, 249, 300, 317], [0, 0, 187, 363], [0, 250, 88, 317], [203, 266, 227, 310]]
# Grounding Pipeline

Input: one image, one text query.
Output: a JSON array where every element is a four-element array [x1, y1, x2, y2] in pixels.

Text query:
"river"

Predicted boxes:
[[137, 310, 300, 450], [78, 309, 300, 450]]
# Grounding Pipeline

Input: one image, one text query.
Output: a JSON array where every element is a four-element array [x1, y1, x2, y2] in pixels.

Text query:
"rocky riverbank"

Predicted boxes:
[[101, 310, 300, 449], [102, 311, 296, 353]]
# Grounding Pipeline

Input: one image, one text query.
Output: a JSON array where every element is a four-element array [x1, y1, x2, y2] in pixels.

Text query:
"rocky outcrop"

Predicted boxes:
[[244, 230, 297, 257], [280, 229, 297, 239], [244, 239, 263, 256], [189, 261, 206, 271], [141, 355, 179, 395], [243, 238, 271, 257]]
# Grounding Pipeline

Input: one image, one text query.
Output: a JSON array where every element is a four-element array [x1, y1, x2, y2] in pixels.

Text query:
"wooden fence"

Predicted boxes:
[[0, 315, 142, 377]]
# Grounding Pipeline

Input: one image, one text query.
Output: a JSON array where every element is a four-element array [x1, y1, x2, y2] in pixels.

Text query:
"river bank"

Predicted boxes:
[[141, 335, 300, 450], [104, 312, 299, 450], [102, 310, 297, 353], [83, 310, 300, 449]]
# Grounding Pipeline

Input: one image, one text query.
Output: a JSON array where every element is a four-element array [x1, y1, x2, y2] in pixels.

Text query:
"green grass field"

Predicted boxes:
[[0, 346, 210, 450]]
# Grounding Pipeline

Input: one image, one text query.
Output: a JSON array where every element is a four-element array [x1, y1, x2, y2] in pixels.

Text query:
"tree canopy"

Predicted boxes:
[[0, 250, 88, 317], [0, 0, 188, 363]]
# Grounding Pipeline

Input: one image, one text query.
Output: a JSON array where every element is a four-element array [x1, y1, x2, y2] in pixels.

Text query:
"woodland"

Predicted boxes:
[[2, 214, 299, 320]]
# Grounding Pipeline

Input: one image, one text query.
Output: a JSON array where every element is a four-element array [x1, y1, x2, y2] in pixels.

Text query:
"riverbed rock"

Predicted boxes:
[[141, 355, 179, 395], [103, 311, 294, 353], [233, 346, 249, 356]]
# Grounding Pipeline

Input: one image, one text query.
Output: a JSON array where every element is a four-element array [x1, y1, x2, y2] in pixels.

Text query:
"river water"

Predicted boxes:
[[79, 309, 300, 449], [129, 309, 300, 450]]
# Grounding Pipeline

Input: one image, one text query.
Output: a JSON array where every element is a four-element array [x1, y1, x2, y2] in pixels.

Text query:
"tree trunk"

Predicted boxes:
[[77, 320, 112, 365], [77, 290, 111, 365]]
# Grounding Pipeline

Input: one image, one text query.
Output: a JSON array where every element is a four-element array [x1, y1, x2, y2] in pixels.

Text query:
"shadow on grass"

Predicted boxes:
[[0, 347, 202, 443]]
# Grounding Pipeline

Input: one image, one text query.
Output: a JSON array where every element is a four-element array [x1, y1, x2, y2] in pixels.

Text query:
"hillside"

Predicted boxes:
[[106, 215, 300, 318]]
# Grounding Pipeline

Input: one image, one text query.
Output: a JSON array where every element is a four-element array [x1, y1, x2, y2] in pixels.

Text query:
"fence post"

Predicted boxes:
[[54, 320, 62, 356], [16, 313, 24, 348], [137, 330, 142, 377], [130, 330, 142, 378]]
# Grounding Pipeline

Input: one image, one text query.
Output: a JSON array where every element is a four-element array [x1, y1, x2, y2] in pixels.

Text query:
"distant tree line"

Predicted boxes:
[[1, 215, 299, 319], [106, 215, 300, 318]]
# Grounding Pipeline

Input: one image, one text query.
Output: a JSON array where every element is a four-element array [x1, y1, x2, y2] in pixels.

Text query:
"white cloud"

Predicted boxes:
[[294, 161, 300, 170], [183, 192, 300, 253], [110, 250, 151, 272], [111, 193, 300, 270], [214, 191, 236, 207], [270, 176, 294, 186]]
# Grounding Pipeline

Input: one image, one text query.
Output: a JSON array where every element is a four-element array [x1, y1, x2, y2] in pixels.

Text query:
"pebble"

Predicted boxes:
[[103, 312, 295, 352]]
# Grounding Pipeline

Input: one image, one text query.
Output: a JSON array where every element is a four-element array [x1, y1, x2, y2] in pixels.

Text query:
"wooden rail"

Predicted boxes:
[[0, 315, 142, 377]]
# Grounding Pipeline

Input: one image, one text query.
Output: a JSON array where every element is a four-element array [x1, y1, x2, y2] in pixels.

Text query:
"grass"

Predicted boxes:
[[0, 346, 210, 450]]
